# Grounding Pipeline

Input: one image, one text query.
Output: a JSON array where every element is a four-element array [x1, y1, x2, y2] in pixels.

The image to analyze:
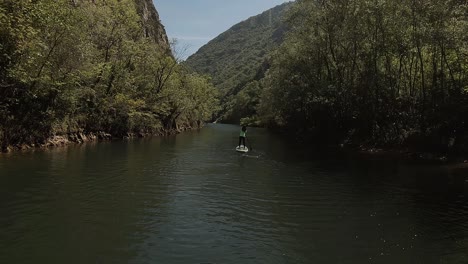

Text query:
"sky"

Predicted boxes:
[[154, 0, 291, 60]]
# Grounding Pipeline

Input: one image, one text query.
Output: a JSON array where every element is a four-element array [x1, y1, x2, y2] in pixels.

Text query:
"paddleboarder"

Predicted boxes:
[[238, 126, 247, 149]]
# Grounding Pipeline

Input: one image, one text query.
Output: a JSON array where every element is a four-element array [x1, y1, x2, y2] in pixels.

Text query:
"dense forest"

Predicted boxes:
[[0, 0, 218, 152], [2, 0, 467, 154], [185, 3, 292, 124], [258, 0, 467, 152], [189, 0, 467, 153]]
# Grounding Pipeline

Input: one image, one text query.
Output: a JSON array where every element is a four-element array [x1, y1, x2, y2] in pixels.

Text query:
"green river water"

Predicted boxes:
[[1, 124, 467, 263]]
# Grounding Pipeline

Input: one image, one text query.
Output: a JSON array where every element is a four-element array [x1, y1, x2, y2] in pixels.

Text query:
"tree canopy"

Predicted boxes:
[[187, 0, 467, 152], [0, 0, 218, 150], [258, 0, 467, 151]]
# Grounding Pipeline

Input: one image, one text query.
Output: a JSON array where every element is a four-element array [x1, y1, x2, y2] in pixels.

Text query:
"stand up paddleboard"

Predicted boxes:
[[236, 145, 249, 153]]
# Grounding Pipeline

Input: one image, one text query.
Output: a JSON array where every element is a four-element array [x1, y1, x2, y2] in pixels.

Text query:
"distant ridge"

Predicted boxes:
[[184, 2, 293, 123]]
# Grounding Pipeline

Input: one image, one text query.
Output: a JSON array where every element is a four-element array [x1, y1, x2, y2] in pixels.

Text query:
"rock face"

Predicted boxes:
[[134, 0, 171, 53]]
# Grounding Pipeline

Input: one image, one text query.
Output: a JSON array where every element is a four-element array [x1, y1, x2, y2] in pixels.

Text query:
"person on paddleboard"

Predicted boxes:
[[238, 126, 247, 149]]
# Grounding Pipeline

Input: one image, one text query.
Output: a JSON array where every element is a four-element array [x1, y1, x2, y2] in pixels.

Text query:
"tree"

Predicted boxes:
[[258, 0, 467, 150]]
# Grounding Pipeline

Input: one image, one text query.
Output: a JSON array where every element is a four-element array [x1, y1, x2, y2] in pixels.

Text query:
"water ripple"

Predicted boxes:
[[1, 125, 468, 264]]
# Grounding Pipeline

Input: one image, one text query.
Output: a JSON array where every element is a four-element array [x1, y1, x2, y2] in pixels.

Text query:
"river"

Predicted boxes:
[[1, 124, 467, 263]]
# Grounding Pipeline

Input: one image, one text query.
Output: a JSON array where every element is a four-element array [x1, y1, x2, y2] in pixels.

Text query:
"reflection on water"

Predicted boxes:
[[1, 124, 467, 264]]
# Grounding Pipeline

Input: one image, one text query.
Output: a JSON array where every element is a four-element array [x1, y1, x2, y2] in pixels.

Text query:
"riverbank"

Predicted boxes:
[[353, 145, 468, 165], [1, 124, 201, 154]]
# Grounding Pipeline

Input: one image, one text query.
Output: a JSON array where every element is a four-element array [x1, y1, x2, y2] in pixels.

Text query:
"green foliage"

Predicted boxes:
[[0, 0, 218, 149], [185, 2, 292, 123], [257, 0, 468, 151], [224, 80, 262, 125]]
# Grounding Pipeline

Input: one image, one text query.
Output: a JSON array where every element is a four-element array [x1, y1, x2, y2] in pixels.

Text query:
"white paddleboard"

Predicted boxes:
[[236, 145, 249, 153]]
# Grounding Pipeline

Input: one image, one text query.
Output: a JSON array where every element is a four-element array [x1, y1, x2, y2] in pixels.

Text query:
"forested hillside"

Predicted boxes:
[[258, 0, 468, 152], [185, 2, 292, 124], [187, 0, 467, 153], [0, 0, 218, 152]]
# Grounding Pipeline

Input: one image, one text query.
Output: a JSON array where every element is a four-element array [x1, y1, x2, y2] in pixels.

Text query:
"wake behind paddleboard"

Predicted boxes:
[[236, 146, 249, 153]]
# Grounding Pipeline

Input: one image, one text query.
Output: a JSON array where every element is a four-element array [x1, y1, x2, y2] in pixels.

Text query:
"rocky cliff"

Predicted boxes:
[[134, 0, 171, 53]]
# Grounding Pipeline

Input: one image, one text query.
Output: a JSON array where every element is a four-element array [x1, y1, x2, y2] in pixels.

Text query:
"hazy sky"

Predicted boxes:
[[155, 0, 291, 59]]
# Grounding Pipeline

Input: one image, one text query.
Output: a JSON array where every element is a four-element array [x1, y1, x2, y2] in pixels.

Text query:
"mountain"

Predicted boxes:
[[184, 2, 293, 124], [134, 0, 170, 52]]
